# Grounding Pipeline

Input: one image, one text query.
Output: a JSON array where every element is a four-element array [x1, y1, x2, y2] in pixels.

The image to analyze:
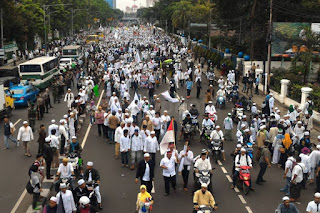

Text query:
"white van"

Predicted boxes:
[[59, 58, 73, 70]]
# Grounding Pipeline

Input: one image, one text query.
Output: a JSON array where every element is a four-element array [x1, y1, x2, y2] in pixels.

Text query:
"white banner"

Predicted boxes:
[[161, 91, 179, 103]]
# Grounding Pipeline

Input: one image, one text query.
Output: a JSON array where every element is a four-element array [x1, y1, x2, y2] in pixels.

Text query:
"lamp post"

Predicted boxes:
[[43, 3, 72, 51]]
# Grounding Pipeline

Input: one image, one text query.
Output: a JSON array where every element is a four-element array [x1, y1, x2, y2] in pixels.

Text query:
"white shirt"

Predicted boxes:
[[210, 130, 224, 140], [205, 105, 216, 114], [234, 154, 252, 171], [291, 163, 304, 183], [306, 201, 320, 213], [160, 156, 176, 177], [223, 117, 233, 130], [179, 150, 194, 166], [115, 126, 124, 143], [144, 136, 159, 153], [310, 150, 320, 168], [285, 159, 294, 177], [142, 161, 150, 181], [59, 125, 69, 141], [194, 158, 212, 171], [152, 117, 161, 130], [48, 135, 59, 149], [17, 126, 34, 141], [48, 124, 59, 136], [130, 103, 140, 116], [56, 190, 77, 213], [120, 135, 130, 152], [140, 129, 150, 144], [131, 134, 143, 151], [299, 153, 311, 173], [202, 119, 214, 128], [57, 163, 74, 178]]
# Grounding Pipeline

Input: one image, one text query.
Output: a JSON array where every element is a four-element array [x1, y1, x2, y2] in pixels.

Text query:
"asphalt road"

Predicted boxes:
[[1, 59, 316, 213]]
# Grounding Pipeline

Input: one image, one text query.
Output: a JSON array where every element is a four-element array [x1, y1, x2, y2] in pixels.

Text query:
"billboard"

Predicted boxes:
[[272, 22, 310, 56]]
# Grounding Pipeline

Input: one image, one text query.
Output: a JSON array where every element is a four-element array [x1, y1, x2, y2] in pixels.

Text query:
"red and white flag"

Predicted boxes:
[[160, 120, 175, 155]]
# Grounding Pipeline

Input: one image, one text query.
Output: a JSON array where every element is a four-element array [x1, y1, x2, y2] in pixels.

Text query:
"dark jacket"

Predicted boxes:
[[37, 129, 46, 144], [83, 168, 100, 182], [72, 186, 90, 205], [136, 159, 155, 181], [42, 143, 53, 161]]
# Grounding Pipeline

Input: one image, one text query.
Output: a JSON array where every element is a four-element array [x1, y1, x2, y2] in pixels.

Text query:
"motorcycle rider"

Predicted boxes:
[[237, 115, 249, 130], [55, 158, 76, 192], [190, 104, 199, 117], [232, 148, 253, 190], [216, 87, 226, 105], [210, 126, 226, 161], [205, 101, 216, 114], [193, 183, 218, 213], [83, 161, 102, 209], [236, 124, 246, 143], [73, 179, 90, 205], [194, 152, 213, 190], [201, 114, 215, 139]]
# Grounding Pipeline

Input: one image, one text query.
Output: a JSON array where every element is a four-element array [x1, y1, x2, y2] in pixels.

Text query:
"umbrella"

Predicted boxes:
[[164, 59, 173, 63]]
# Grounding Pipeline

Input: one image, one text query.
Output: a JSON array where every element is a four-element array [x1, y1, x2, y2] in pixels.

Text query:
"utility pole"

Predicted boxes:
[[71, 9, 74, 36], [43, 5, 46, 51], [1, 9, 3, 48], [208, 9, 212, 49], [165, 20, 167, 33], [266, 0, 273, 93]]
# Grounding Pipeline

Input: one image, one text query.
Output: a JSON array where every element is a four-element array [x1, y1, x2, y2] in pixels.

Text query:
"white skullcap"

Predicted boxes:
[[150, 131, 155, 134], [253, 103, 256, 106], [216, 125, 220, 129], [78, 179, 85, 185], [144, 153, 150, 158], [208, 101, 213, 104], [315, 193, 320, 198], [59, 120, 64, 124], [51, 119, 55, 123], [282, 196, 290, 201], [50, 197, 58, 202], [304, 131, 310, 136], [317, 145, 320, 150], [244, 129, 250, 132], [23, 121, 28, 124], [276, 110, 281, 113], [237, 144, 242, 148], [297, 121, 302, 124], [242, 115, 247, 119], [241, 148, 246, 152], [270, 93, 273, 96], [87, 161, 93, 166], [150, 105, 153, 108], [45, 137, 51, 142], [68, 88, 71, 91], [60, 183, 67, 188], [201, 183, 208, 188], [284, 114, 290, 117], [72, 136, 77, 139], [241, 124, 246, 128], [164, 110, 168, 112], [63, 114, 68, 119], [259, 126, 264, 130]]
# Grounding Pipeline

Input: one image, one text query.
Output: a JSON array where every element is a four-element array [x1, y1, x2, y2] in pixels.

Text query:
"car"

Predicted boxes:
[[59, 58, 74, 70], [10, 84, 39, 107]]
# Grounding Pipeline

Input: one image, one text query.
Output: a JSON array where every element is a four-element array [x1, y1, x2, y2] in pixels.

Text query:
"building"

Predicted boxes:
[[106, 0, 116, 9]]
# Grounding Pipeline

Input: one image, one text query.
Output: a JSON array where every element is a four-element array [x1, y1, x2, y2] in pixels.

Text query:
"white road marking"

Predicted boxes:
[[217, 160, 222, 165], [10, 190, 27, 213], [226, 175, 232, 183], [151, 181, 155, 194], [13, 119, 21, 126], [238, 195, 247, 204], [81, 90, 104, 149], [234, 187, 240, 193], [245, 206, 253, 213], [221, 167, 227, 174]]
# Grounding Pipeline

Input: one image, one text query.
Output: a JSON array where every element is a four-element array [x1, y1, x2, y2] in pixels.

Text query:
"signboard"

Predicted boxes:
[[311, 23, 320, 34], [140, 75, 149, 88], [0, 48, 4, 59]]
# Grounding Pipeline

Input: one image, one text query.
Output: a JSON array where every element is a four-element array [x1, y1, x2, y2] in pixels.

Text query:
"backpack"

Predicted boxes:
[[307, 101, 314, 116], [26, 179, 34, 194]]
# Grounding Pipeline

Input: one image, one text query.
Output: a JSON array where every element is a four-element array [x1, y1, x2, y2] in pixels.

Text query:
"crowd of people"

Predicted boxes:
[[3, 23, 320, 213]]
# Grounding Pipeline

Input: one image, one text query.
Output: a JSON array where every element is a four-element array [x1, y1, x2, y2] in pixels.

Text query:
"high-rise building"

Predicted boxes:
[[106, 0, 116, 9]]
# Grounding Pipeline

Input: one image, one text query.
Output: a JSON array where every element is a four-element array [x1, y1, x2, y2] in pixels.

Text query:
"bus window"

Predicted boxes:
[[20, 65, 41, 73]]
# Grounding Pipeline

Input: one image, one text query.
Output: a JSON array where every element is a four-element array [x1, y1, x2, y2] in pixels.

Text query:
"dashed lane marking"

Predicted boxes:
[[238, 195, 247, 204], [221, 167, 227, 174], [217, 160, 222, 165], [245, 206, 253, 213], [226, 175, 232, 183], [81, 90, 104, 149], [13, 119, 21, 126], [234, 187, 240, 193]]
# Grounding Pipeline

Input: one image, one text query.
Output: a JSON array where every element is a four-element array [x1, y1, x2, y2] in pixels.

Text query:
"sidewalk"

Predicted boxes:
[[201, 62, 320, 141]]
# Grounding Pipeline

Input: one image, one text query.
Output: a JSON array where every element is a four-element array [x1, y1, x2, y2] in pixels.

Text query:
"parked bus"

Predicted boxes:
[[85, 35, 99, 44], [62, 45, 83, 61], [96, 30, 104, 40], [18, 57, 59, 89]]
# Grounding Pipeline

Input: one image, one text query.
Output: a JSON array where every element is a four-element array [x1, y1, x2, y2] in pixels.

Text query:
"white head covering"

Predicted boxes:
[[87, 161, 93, 166], [78, 179, 85, 185], [50, 197, 58, 202]]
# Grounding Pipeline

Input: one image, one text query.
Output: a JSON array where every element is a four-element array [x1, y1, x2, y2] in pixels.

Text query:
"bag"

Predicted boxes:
[[307, 101, 314, 115], [26, 180, 34, 194], [279, 147, 285, 154]]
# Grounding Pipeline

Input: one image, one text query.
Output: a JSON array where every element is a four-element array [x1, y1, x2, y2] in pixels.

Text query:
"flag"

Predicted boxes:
[[93, 85, 99, 97], [178, 145, 187, 172], [128, 92, 140, 110], [160, 120, 175, 155], [161, 91, 179, 103]]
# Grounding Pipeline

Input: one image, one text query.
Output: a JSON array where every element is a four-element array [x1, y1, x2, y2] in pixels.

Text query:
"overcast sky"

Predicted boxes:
[[116, 0, 148, 11]]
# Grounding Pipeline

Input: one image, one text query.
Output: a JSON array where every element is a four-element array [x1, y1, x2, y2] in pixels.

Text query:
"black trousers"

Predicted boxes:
[[155, 129, 160, 141], [45, 100, 49, 113], [302, 173, 308, 188], [196, 88, 201, 98], [182, 166, 190, 188], [46, 159, 52, 178], [187, 89, 191, 96], [316, 174, 320, 192], [164, 175, 176, 194], [290, 182, 302, 200], [60, 135, 65, 155], [97, 124, 104, 136], [256, 162, 267, 183], [141, 180, 152, 193], [150, 153, 156, 165], [32, 192, 40, 209]]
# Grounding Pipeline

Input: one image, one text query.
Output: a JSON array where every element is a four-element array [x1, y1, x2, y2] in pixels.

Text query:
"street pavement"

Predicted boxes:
[[1, 59, 317, 213]]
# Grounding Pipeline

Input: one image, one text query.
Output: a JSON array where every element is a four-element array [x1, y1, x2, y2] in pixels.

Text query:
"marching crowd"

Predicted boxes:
[[3, 25, 320, 213]]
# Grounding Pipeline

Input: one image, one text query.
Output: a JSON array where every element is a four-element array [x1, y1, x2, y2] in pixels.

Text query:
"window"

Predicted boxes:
[[43, 59, 58, 73], [20, 65, 41, 73], [63, 49, 77, 56], [10, 89, 24, 94]]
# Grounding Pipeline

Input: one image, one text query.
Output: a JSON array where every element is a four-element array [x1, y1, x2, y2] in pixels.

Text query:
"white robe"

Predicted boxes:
[[64, 92, 74, 109], [56, 190, 76, 213]]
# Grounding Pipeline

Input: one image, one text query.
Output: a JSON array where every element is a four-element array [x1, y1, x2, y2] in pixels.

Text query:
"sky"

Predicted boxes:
[[116, 0, 148, 12]]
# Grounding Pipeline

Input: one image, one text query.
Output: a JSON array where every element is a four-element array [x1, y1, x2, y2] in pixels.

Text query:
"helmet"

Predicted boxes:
[[79, 196, 90, 206]]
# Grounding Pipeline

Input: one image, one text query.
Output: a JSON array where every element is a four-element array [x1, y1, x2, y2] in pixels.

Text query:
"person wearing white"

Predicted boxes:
[[290, 157, 305, 201], [251, 103, 258, 114], [120, 130, 130, 166], [179, 143, 194, 191], [223, 113, 233, 141], [68, 113, 76, 138], [56, 183, 77, 213], [48, 133, 60, 168], [205, 102, 216, 114], [111, 99, 121, 113], [292, 121, 305, 145], [299, 149, 311, 188], [210, 126, 226, 161], [115, 122, 125, 159], [64, 89, 74, 109], [48, 120, 59, 136], [160, 151, 177, 195], [59, 120, 69, 154], [17, 121, 34, 156], [144, 132, 159, 163], [306, 193, 320, 213], [269, 93, 275, 114], [202, 117, 214, 129], [130, 129, 143, 169], [232, 148, 252, 188], [281, 156, 295, 195], [310, 145, 320, 183]]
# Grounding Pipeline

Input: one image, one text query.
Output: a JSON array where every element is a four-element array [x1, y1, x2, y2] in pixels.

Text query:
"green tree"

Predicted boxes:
[[171, 1, 193, 29]]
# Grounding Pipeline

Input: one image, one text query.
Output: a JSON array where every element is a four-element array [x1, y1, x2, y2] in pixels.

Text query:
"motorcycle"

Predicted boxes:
[[226, 85, 232, 101], [55, 177, 76, 192], [202, 126, 214, 146], [191, 115, 199, 130], [232, 106, 244, 123], [195, 205, 216, 213], [68, 151, 82, 178], [195, 170, 212, 192], [208, 112, 217, 123], [231, 90, 239, 103], [210, 139, 222, 163], [86, 181, 100, 212], [216, 95, 225, 109], [236, 166, 252, 195], [245, 142, 254, 160], [183, 123, 194, 141]]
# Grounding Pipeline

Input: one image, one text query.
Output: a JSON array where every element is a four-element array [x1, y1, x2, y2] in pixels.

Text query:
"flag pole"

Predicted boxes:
[[172, 118, 176, 149]]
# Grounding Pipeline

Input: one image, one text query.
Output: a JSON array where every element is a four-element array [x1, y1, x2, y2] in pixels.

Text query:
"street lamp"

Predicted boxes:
[[71, 9, 89, 36], [43, 3, 72, 51]]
